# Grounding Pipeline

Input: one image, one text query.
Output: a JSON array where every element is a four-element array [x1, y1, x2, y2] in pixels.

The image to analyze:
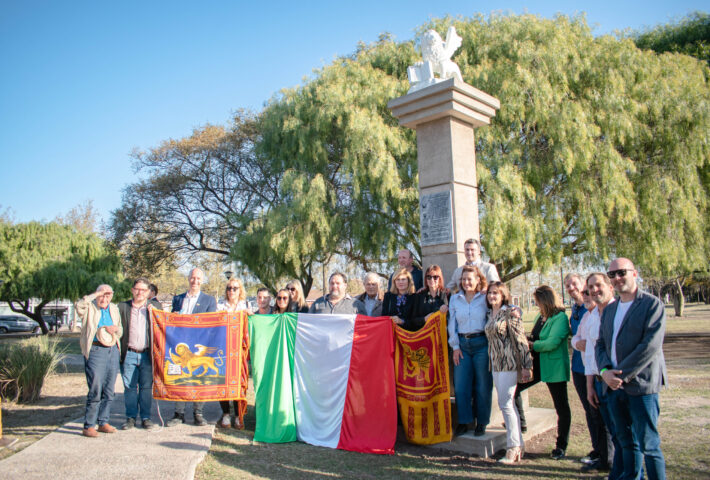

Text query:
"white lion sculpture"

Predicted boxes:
[[407, 26, 463, 93]]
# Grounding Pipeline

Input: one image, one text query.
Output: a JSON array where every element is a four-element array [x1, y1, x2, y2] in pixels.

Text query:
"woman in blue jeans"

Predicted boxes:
[[448, 265, 492, 436]]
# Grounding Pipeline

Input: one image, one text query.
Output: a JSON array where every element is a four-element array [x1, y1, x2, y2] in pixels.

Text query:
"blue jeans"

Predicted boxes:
[[608, 388, 665, 480], [121, 350, 153, 420], [595, 379, 624, 480], [84, 344, 119, 429], [453, 335, 492, 426]]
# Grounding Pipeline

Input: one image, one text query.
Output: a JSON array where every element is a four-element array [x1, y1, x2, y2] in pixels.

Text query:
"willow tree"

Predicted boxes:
[[0, 222, 127, 334], [232, 39, 420, 293]]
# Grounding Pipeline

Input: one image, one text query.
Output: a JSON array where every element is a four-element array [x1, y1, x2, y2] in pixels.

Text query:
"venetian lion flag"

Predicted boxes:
[[394, 311, 452, 444], [249, 313, 397, 454], [151, 309, 249, 413]]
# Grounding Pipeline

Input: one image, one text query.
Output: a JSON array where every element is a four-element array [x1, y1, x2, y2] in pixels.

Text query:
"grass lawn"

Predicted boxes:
[[195, 304, 710, 480]]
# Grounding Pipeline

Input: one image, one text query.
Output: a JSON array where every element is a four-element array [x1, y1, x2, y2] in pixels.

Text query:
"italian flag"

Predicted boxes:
[[248, 313, 397, 454]]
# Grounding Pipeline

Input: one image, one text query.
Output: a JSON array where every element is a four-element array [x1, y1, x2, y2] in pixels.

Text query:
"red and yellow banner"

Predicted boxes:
[[151, 310, 249, 407], [394, 311, 452, 444]]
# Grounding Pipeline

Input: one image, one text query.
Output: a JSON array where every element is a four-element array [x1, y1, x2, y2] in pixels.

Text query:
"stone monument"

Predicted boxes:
[[388, 26, 499, 282], [388, 27, 556, 457]]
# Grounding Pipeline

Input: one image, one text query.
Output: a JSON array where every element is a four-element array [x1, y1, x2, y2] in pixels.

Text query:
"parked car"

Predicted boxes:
[[0, 315, 41, 334]]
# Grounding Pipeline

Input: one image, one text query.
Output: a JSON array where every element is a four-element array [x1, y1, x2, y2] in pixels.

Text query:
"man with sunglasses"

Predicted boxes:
[[596, 258, 667, 480], [167, 268, 217, 427], [118, 277, 162, 430]]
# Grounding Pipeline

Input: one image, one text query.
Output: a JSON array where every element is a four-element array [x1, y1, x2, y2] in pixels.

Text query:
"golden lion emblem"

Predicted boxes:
[[169, 343, 222, 376], [402, 344, 431, 382]]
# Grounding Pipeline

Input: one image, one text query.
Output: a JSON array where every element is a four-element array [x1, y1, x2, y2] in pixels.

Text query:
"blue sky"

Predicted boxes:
[[0, 1, 706, 225]]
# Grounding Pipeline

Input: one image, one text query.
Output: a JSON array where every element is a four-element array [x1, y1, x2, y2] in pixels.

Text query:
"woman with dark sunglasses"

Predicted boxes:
[[286, 280, 309, 313], [410, 265, 449, 331], [216, 277, 249, 430], [273, 289, 292, 314]]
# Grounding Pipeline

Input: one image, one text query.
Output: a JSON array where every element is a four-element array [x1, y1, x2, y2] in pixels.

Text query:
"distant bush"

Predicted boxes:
[[0, 337, 65, 403]]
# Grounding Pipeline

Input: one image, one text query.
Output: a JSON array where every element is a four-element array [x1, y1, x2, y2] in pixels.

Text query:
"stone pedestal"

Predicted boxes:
[[388, 77, 500, 279]]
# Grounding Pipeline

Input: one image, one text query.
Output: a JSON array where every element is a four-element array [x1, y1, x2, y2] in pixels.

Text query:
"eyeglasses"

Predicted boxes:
[[132, 288, 148, 293], [581, 290, 590, 296], [426, 275, 440, 280], [287, 287, 297, 292], [607, 269, 631, 279], [276, 296, 289, 301], [226, 286, 240, 291]]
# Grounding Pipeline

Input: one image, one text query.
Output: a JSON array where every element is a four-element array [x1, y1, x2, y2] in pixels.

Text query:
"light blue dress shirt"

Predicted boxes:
[[447, 291, 488, 350]]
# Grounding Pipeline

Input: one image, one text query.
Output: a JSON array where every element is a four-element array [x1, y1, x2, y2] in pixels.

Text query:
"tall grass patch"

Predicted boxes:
[[0, 336, 66, 403]]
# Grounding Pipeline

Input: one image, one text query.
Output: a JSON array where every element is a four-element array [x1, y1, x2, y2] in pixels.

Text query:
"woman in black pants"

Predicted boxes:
[[515, 286, 571, 459]]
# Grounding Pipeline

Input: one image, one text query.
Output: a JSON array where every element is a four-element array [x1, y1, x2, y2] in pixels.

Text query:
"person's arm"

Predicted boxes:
[[572, 313, 588, 352], [616, 297, 666, 383], [508, 312, 533, 370], [75, 291, 100, 320], [533, 312, 571, 352], [447, 297, 460, 350]]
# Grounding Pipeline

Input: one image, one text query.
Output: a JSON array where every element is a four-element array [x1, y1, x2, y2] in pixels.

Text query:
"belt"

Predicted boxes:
[[459, 332, 485, 339], [92, 341, 109, 347], [128, 347, 146, 353]]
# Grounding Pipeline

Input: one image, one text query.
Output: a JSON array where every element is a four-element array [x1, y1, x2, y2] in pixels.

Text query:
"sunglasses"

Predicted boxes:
[[607, 269, 631, 279], [226, 286, 240, 291], [426, 275, 440, 280], [287, 287, 297, 292], [276, 296, 290, 301]]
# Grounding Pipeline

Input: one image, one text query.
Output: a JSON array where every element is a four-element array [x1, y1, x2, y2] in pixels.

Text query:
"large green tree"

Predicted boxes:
[[0, 222, 127, 334], [633, 11, 709, 64], [232, 38, 420, 293]]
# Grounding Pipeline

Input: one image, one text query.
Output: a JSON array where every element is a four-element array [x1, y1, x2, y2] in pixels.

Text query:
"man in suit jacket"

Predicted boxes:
[[595, 258, 666, 480], [167, 267, 217, 427], [355, 272, 383, 316], [118, 277, 162, 430]]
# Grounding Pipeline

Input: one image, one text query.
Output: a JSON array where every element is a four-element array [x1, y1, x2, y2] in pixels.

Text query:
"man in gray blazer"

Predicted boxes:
[[595, 258, 666, 480], [167, 267, 217, 427]]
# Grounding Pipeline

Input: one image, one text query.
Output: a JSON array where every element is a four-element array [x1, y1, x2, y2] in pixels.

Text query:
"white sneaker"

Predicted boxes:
[[219, 414, 231, 428]]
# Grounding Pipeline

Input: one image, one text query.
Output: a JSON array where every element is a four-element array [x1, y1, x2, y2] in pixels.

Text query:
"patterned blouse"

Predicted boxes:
[[484, 305, 533, 373]]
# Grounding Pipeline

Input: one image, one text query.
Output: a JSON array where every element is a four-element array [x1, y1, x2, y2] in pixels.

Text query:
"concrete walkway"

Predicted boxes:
[[0, 356, 222, 480]]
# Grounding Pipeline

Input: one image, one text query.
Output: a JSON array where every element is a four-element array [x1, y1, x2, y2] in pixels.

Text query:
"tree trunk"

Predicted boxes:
[[672, 279, 685, 317], [8, 299, 51, 334]]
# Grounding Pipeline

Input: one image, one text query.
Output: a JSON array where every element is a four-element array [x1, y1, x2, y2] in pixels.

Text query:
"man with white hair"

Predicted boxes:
[[167, 268, 217, 427], [75, 284, 122, 437], [355, 272, 383, 316]]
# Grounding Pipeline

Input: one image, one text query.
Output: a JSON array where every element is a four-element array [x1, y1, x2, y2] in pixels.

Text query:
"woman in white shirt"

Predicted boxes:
[[217, 278, 248, 429]]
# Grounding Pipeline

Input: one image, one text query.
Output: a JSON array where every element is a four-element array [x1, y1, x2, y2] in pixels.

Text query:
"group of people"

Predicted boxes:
[[74, 239, 667, 480]]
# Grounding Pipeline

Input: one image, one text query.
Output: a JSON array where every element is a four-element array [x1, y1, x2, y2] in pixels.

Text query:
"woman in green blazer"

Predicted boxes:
[[516, 285, 571, 460]]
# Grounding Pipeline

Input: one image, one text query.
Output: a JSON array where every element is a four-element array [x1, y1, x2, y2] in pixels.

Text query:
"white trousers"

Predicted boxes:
[[493, 370, 524, 449]]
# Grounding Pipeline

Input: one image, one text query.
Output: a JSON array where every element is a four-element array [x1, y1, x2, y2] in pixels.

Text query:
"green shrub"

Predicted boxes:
[[0, 336, 66, 403]]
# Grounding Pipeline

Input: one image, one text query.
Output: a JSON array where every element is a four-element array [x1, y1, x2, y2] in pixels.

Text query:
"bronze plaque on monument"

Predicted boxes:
[[420, 191, 454, 246]]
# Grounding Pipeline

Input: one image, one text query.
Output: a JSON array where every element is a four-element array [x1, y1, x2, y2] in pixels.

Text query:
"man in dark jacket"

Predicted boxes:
[[118, 277, 162, 430], [167, 268, 217, 426], [596, 258, 666, 480]]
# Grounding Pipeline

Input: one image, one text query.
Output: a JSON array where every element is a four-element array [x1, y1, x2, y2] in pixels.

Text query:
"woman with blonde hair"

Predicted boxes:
[[216, 277, 249, 429], [286, 280, 309, 313], [516, 285, 571, 460], [484, 281, 532, 463], [382, 268, 416, 329]]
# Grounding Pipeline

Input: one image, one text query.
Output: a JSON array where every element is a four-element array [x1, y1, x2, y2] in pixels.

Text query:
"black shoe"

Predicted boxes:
[[520, 424, 528, 433], [142, 419, 156, 430], [473, 425, 486, 436], [454, 424, 468, 436], [194, 413, 207, 426], [166, 413, 185, 427], [121, 418, 136, 430], [580, 450, 600, 465], [551, 448, 566, 460]]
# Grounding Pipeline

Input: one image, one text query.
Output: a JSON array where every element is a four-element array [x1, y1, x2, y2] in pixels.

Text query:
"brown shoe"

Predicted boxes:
[[82, 427, 99, 438], [98, 423, 116, 433]]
